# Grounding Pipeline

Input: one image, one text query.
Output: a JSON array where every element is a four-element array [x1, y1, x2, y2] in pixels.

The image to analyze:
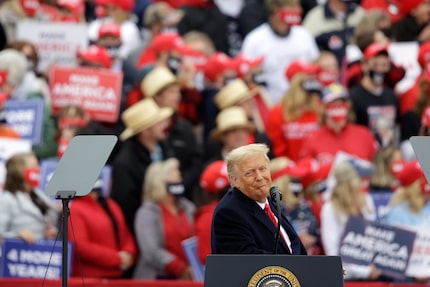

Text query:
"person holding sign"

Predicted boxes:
[[0, 152, 59, 243], [320, 160, 383, 280]]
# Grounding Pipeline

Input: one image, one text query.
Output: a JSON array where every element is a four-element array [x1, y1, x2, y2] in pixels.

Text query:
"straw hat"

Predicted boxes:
[[141, 66, 179, 98], [214, 79, 254, 110], [119, 98, 173, 141], [211, 106, 255, 140]]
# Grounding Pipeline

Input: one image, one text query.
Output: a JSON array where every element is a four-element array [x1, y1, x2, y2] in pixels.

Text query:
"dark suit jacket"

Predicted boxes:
[[211, 187, 307, 255]]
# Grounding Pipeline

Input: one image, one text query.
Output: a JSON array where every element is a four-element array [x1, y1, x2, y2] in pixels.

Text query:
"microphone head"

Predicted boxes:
[[269, 186, 282, 201]]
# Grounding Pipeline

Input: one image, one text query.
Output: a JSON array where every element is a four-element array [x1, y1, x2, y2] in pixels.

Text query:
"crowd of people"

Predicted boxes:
[[1, 0, 430, 283]]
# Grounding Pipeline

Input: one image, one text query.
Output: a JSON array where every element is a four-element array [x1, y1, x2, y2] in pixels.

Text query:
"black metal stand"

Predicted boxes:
[[56, 191, 76, 287]]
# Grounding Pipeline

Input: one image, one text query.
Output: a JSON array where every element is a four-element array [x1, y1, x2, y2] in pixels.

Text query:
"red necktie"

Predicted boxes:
[[264, 203, 278, 227], [264, 203, 292, 253]]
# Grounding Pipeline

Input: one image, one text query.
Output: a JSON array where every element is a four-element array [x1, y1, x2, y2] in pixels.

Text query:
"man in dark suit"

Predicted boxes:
[[211, 143, 307, 255]]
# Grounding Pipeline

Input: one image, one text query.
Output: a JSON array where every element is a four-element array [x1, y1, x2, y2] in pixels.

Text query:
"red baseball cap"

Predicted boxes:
[[363, 42, 389, 60], [103, 0, 135, 11], [20, 0, 40, 16], [390, 160, 425, 187], [231, 53, 264, 78], [200, 160, 229, 194], [77, 45, 112, 69], [285, 60, 320, 81], [151, 32, 189, 54], [203, 52, 234, 82], [98, 22, 121, 38], [57, 0, 85, 14], [361, 0, 426, 23], [271, 160, 309, 181], [136, 33, 191, 68], [300, 159, 331, 189]]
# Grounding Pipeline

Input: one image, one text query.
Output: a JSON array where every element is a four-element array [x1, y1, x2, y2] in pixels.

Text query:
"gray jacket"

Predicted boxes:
[[133, 198, 195, 279], [0, 189, 59, 240]]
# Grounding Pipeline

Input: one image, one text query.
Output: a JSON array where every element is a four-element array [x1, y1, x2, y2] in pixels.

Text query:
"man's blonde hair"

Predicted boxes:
[[142, 158, 180, 202], [225, 143, 270, 180]]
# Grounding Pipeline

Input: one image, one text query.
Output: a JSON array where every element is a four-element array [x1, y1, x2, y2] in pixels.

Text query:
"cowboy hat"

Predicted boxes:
[[214, 79, 255, 110], [141, 66, 179, 98], [119, 98, 173, 141], [211, 106, 255, 140]]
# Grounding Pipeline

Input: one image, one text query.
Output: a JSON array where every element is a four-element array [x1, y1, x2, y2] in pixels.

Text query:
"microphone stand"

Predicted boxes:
[[270, 187, 282, 254], [56, 190, 76, 287]]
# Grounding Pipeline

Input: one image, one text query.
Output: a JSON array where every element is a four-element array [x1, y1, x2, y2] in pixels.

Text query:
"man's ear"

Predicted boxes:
[[229, 174, 238, 189]]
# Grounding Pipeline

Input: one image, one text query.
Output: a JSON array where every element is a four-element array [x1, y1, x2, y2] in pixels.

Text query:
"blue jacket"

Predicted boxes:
[[211, 187, 307, 255]]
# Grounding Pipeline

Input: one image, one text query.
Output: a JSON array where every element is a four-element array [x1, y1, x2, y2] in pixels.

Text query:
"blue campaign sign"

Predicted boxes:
[[4, 99, 45, 145], [0, 238, 72, 279], [339, 216, 416, 279], [181, 236, 205, 281], [39, 159, 112, 197], [370, 192, 393, 222]]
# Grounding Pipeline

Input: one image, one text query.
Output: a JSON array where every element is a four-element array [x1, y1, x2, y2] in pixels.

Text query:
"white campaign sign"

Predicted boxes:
[[406, 227, 430, 277], [16, 20, 88, 73]]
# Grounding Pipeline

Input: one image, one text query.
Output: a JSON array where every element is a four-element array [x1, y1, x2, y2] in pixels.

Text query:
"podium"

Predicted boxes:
[[204, 255, 344, 287]]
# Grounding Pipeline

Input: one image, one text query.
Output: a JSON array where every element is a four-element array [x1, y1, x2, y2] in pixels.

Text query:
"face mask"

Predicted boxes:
[[167, 56, 181, 75], [251, 72, 267, 87], [24, 167, 40, 188], [318, 70, 338, 87], [0, 108, 6, 124], [368, 70, 387, 86], [325, 102, 348, 123], [57, 137, 69, 158], [26, 58, 34, 71], [302, 80, 322, 94], [20, 0, 39, 17], [167, 182, 185, 197], [420, 180, 430, 194], [0, 91, 9, 104], [223, 76, 236, 86], [105, 45, 121, 59], [278, 8, 302, 26], [379, 27, 392, 38]]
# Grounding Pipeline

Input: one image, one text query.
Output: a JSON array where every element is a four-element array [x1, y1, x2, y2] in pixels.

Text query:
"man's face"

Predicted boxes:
[[156, 84, 181, 111], [221, 127, 250, 151], [230, 154, 272, 203], [364, 54, 391, 74], [148, 118, 171, 141]]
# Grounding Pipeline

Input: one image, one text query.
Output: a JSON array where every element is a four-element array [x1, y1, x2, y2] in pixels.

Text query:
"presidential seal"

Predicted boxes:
[[247, 266, 301, 287]]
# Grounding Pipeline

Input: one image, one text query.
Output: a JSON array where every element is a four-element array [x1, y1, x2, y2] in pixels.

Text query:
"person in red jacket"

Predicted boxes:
[[300, 83, 378, 164], [68, 179, 137, 278], [194, 160, 229, 264], [266, 60, 321, 161]]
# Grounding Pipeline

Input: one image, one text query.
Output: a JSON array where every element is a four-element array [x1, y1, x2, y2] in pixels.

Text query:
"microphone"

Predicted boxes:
[[269, 186, 282, 254]]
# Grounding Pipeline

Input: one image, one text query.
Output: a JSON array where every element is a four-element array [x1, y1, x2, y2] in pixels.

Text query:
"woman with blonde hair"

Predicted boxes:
[[369, 146, 402, 192], [385, 160, 430, 227], [270, 157, 322, 255], [321, 160, 382, 280], [266, 69, 321, 161], [133, 158, 195, 280], [384, 160, 430, 283]]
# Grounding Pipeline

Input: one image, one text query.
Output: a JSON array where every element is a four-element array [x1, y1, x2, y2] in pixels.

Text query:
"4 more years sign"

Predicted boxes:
[[49, 66, 123, 123], [0, 238, 72, 279]]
